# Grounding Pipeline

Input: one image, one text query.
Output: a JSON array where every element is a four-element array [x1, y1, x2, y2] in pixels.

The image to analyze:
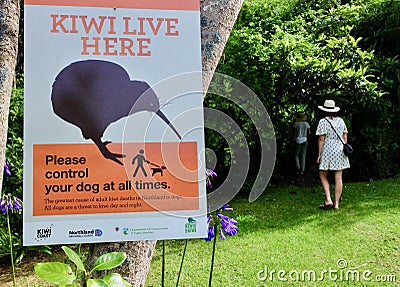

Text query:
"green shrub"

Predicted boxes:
[[1, 75, 52, 262], [215, 0, 400, 182]]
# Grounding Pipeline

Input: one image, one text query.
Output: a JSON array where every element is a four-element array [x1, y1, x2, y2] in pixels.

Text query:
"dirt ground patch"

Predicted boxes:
[[0, 246, 87, 287]]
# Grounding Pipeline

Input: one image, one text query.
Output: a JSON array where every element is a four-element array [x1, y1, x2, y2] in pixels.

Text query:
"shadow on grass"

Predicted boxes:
[[152, 177, 400, 260], [233, 177, 400, 235], [145, 178, 400, 287]]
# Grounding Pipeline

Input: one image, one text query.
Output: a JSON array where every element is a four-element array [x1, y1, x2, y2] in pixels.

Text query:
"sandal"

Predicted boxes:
[[318, 202, 333, 209]]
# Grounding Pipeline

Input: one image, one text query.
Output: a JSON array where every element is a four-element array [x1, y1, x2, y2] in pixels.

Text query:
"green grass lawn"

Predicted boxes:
[[145, 177, 400, 287], [1, 177, 399, 286]]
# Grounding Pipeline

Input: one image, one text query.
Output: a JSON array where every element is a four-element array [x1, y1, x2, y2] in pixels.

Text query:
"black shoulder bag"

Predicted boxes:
[[324, 118, 353, 156]]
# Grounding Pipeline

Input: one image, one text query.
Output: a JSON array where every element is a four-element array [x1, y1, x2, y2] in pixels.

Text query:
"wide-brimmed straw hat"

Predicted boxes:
[[294, 112, 307, 121], [318, 100, 340, 113]]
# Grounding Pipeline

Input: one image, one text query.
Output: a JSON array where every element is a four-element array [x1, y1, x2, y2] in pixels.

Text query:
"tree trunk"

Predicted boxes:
[[0, 0, 20, 195], [88, 0, 244, 286], [200, 0, 245, 93]]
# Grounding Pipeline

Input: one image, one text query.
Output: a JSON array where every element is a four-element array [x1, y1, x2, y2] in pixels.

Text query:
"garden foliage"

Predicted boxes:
[[1, 75, 51, 263], [34, 246, 130, 286], [211, 0, 400, 181]]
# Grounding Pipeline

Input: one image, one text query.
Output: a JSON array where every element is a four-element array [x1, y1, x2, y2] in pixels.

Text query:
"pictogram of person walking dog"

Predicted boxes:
[[131, 149, 167, 177]]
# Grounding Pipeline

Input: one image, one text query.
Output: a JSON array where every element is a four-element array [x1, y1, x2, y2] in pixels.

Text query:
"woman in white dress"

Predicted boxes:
[[316, 100, 350, 209]]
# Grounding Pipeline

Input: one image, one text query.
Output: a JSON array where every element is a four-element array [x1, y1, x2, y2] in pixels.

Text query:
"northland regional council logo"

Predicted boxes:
[[68, 228, 103, 238], [185, 218, 197, 233]]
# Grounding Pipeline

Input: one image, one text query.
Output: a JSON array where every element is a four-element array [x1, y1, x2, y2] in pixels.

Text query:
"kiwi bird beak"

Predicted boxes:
[[156, 110, 182, 139]]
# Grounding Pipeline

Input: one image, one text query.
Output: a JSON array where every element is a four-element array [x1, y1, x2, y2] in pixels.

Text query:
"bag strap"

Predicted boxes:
[[324, 117, 345, 145]]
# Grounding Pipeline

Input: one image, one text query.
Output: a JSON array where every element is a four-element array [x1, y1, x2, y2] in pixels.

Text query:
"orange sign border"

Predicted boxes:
[[24, 0, 200, 10]]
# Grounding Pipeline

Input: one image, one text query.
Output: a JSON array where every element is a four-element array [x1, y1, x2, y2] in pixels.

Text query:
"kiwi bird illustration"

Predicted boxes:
[[51, 60, 181, 165]]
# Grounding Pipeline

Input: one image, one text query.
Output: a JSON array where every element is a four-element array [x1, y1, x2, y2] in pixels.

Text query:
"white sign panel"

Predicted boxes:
[[24, 0, 207, 245]]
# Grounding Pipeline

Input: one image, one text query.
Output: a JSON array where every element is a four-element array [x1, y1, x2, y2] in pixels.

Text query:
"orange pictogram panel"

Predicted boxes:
[[33, 142, 199, 216]]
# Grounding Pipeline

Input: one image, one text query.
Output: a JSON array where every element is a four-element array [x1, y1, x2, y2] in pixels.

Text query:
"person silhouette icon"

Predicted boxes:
[[132, 149, 150, 177]]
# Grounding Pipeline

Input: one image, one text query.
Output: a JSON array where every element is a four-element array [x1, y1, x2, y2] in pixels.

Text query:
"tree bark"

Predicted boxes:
[[88, 0, 244, 286], [0, 0, 20, 195], [200, 0, 245, 93]]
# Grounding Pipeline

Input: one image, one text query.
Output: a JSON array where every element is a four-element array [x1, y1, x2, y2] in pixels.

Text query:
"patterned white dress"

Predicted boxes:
[[316, 117, 350, 170]]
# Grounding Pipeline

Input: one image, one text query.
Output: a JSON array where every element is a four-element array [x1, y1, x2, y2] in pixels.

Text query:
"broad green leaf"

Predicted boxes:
[[102, 273, 132, 287], [87, 278, 109, 287], [34, 262, 76, 285], [90, 252, 127, 272], [62, 246, 86, 273]]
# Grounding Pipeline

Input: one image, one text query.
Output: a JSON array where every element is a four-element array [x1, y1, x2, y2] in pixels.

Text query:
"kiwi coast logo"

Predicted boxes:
[[35, 224, 53, 242], [185, 218, 197, 233]]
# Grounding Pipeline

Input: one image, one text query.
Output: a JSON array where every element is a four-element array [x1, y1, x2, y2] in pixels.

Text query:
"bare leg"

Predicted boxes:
[[300, 142, 307, 174], [334, 170, 343, 209], [319, 170, 333, 206], [294, 144, 301, 171]]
